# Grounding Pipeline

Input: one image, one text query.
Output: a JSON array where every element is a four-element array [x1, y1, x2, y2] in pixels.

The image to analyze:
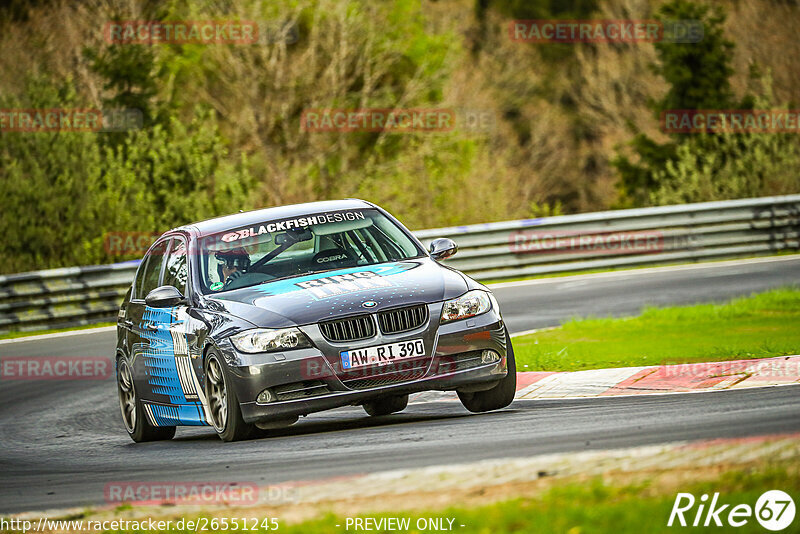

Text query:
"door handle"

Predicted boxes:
[[144, 323, 159, 332]]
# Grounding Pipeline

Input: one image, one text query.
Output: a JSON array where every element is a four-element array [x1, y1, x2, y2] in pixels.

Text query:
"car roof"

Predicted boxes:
[[174, 199, 375, 236]]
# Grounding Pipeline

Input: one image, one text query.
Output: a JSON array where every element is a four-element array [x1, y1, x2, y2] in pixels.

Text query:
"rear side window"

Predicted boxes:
[[162, 239, 188, 295], [136, 240, 168, 299]]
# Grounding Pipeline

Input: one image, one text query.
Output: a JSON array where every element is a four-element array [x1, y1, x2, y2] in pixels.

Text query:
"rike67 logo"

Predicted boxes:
[[669, 490, 795, 531]]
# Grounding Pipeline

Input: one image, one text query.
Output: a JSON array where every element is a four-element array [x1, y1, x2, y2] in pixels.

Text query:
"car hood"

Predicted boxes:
[[204, 259, 469, 328]]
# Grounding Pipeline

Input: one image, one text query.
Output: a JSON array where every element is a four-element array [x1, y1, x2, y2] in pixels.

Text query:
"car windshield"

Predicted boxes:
[[197, 208, 424, 294]]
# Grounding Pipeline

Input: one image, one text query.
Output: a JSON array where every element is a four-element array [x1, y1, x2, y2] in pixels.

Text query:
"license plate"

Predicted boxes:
[[340, 339, 425, 370]]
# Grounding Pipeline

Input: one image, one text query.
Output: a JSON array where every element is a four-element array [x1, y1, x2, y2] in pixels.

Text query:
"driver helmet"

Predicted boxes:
[[214, 247, 251, 282]]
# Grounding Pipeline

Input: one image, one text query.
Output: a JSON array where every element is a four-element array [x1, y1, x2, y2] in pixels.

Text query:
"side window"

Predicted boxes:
[[162, 239, 188, 295], [136, 240, 169, 299]]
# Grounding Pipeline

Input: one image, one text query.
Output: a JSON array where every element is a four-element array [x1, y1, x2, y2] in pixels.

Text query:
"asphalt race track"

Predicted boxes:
[[1, 256, 799, 513]]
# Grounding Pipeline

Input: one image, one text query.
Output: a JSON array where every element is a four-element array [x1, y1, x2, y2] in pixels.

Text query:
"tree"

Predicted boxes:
[[653, 0, 735, 112], [613, 0, 768, 207]]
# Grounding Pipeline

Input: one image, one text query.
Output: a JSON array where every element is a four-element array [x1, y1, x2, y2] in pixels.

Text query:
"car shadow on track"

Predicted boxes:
[[171, 404, 519, 443]]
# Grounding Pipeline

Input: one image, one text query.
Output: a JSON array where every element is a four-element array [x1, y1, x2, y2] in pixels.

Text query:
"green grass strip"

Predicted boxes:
[[513, 287, 800, 372], [0, 322, 115, 340]]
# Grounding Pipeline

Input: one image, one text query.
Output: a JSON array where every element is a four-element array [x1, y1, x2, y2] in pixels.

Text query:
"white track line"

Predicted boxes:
[[513, 382, 800, 402], [487, 254, 800, 289], [410, 381, 800, 405], [510, 326, 559, 337]]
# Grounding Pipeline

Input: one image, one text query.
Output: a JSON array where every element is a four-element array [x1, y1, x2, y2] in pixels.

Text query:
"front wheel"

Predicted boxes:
[[117, 358, 175, 442], [363, 394, 409, 416], [457, 332, 516, 413], [205, 351, 255, 442]]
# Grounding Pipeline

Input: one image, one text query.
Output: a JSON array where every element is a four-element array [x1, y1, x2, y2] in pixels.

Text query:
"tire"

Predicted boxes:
[[205, 350, 254, 442], [117, 358, 176, 443], [363, 394, 409, 416], [457, 332, 517, 413]]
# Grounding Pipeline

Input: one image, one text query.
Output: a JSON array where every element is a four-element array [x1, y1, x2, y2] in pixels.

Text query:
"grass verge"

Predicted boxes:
[[26, 460, 793, 534], [513, 287, 800, 371], [281, 465, 798, 534]]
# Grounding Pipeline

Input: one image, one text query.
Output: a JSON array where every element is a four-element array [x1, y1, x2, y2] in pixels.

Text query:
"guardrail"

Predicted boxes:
[[1, 195, 798, 334], [415, 194, 800, 280], [0, 263, 139, 334]]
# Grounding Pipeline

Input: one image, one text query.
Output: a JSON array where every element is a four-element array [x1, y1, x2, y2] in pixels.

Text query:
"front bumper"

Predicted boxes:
[[221, 304, 509, 424]]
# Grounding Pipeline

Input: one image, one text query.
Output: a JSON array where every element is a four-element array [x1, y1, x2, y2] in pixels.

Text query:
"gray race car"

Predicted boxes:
[[115, 199, 515, 442]]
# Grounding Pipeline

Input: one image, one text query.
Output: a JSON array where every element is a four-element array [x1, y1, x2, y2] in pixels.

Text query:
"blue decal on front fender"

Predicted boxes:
[[140, 306, 209, 426]]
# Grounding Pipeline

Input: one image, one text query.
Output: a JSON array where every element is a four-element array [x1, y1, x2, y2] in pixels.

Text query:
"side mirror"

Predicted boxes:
[[429, 238, 458, 261], [145, 285, 186, 308]]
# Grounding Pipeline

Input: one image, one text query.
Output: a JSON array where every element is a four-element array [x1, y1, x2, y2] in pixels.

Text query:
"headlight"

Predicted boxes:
[[440, 290, 492, 323], [230, 328, 311, 353]]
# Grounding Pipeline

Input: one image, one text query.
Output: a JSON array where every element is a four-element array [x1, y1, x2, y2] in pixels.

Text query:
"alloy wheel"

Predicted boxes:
[[206, 356, 228, 432], [117, 360, 137, 433]]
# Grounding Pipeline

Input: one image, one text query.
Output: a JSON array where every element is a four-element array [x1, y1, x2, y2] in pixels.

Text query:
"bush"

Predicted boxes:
[[648, 127, 800, 206], [0, 78, 253, 272]]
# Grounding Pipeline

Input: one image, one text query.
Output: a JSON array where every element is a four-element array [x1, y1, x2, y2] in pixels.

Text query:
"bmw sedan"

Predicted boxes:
[[116, 199, 516, 442]]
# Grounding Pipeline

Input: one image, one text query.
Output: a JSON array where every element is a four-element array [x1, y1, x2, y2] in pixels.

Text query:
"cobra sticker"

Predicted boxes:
[[295, 271, 391, 298], [220, 211, 366, 243]]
